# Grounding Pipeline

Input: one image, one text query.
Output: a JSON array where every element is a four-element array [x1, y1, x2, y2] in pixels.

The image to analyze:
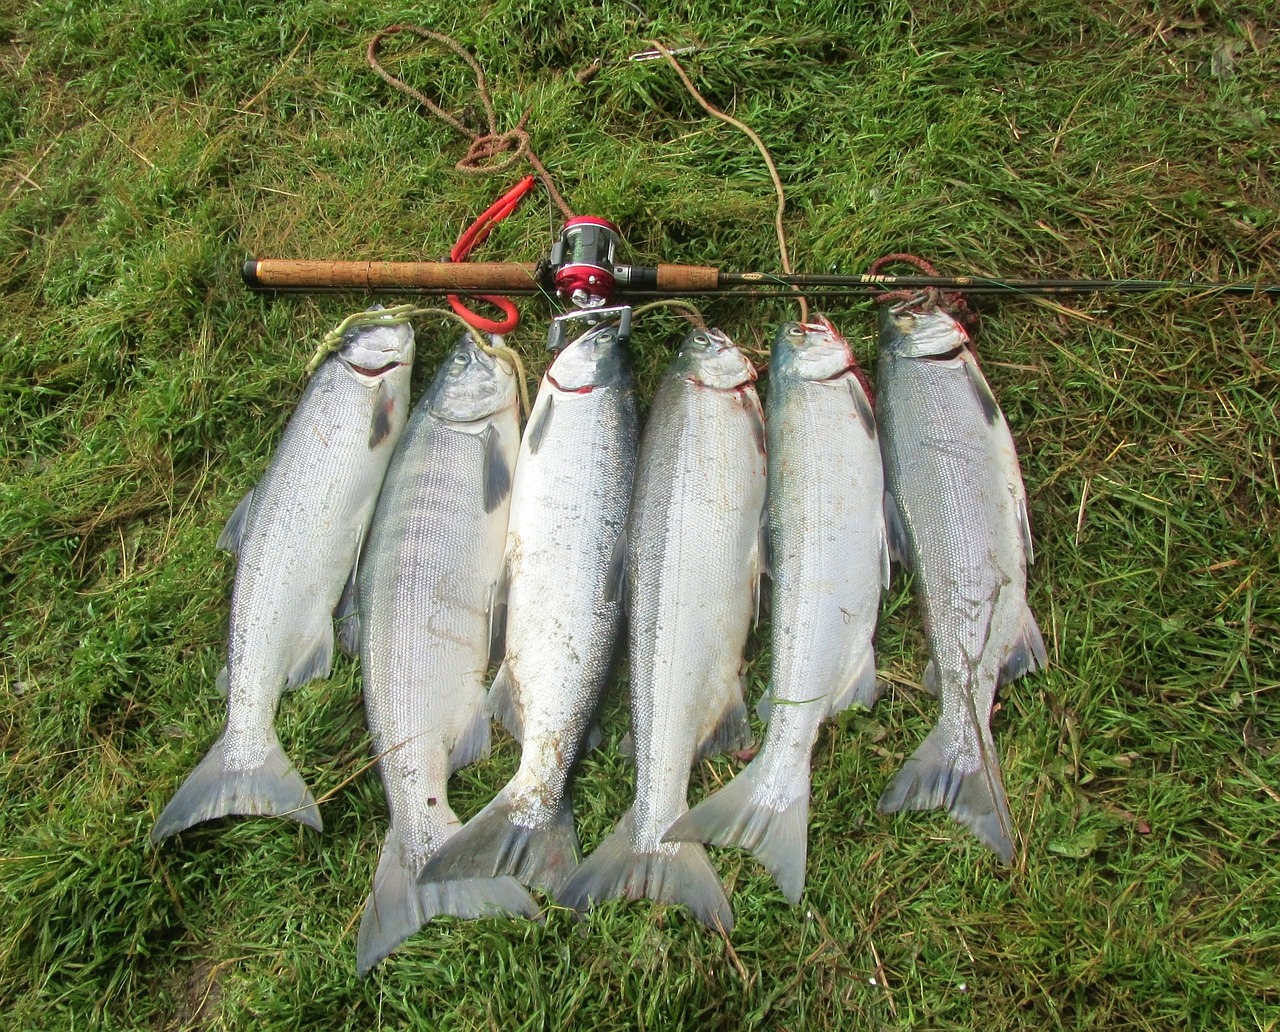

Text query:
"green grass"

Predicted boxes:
[[2, 0, 1278, 1028]]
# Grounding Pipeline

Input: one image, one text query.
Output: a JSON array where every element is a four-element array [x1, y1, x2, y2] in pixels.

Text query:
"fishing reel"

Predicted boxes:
[[549, 217, 623, 308], [547, 217, 669, 309], [546, 217, 639, 353]]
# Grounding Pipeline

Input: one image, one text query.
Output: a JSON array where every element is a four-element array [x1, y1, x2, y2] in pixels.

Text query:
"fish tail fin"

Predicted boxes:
[[418, 787, 580, 894], [357, 829, 539, 977], [664, 758, 810, 904], [877, 721, 1014, 863], [556, 810, 734, 932], [150, 732, 321, 843]]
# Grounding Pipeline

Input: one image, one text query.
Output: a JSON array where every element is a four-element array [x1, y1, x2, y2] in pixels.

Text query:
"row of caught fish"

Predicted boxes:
[[151, 295, 1046, 975]]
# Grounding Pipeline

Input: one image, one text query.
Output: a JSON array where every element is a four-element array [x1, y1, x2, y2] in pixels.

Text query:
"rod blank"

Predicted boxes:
[[242, 258, 1280, 298]]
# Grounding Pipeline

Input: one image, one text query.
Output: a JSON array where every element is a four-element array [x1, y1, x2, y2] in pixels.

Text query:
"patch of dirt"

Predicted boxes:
[[162, 956, 225, 1032]]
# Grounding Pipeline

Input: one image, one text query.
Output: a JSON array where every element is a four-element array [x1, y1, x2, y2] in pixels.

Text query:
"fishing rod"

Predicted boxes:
[[243, 217, 1280, 302]]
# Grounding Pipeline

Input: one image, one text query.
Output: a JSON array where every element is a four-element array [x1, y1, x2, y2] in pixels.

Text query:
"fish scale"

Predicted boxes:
[[875, 300, 1047, 862]]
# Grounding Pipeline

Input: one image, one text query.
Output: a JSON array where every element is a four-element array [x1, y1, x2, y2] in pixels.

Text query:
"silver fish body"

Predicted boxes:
[[152, 312, 414, 843], [558, 327, 767, 932], [355, 333, 535, 976], [875, 299, 1046, 862], [666, 316, 888, 903], [419, 322, 639, 894]]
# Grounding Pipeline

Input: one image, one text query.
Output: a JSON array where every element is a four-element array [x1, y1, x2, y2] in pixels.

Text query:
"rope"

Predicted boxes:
[[646, 40, 808, 323], [367, 25, 575, 221], [630, 298, 707, 329], [308, 305, 531, 418], [868, 253, 980, 348]]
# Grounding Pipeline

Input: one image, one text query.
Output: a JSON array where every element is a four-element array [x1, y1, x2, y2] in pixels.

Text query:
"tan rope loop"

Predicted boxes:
[[367, 24, 574, 219]]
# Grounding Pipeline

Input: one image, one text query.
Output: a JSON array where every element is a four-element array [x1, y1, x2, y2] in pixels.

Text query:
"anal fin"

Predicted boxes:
[[695, 685, 752, 761], [450, 701, 492, 771], [486, 662, 522, 744], [828, 646, 881, 715], [999, 607, 1048, 686], [285, 623, 335, 690]]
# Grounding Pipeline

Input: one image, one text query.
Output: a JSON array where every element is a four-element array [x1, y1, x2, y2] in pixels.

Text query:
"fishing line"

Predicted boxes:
[[646, 39, 810, 324], [308, 304, 430, 375], [310, 306, 530, 418], [367, 26, 584, 337], [630, 298, 708, 329], [475, 336, 532, 420]]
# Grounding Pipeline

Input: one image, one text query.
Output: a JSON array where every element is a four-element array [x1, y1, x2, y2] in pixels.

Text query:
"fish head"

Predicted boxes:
[[426, 332, 519, 422], [336, 309, 416, 382], [771, 315, 856, 381], [877, 299, 971, 360], [673, 328, 757, 390], [547, 322, 630, 393]]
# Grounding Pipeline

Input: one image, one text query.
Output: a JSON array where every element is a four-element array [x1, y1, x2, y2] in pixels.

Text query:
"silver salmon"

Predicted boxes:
[[665, 316, 888, 903], [875, 296, 1047, 862], [558, 327, 767, 932], [355, 333, 536, 977], [419, 321, 639, 894], [151, 311, 414, 843]]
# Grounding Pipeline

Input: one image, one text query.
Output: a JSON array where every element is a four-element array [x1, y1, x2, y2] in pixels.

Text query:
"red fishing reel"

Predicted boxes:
[[550, 216, 623, 308]]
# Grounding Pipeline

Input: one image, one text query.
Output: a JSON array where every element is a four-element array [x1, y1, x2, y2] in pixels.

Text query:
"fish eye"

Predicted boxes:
[[788, 326, 805, 338], [693, 333, 709, 346]]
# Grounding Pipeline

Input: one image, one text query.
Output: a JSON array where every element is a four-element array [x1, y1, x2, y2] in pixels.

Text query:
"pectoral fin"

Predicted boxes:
[[603, 527, 628, 607], [524, 392, 554, 455], [488, 557, 510, 667], [216, 487, 255, 555], [368, 379, 396, 448], [964, 357, 1002, 426], [334, 569, 361, 656], [1016, 494, 1035, 565], [884, 491, 911, 569], [482, 426, 512, 514], [849, 377, 876, 437]]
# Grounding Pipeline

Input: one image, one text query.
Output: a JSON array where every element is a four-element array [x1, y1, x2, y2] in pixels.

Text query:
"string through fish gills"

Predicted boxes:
[[310, 305, 532, 419], [631, 298, 708, 329]]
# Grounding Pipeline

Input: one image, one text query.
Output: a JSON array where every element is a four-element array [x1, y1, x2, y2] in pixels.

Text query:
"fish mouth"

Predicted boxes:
[[348, 360, 402, 377], [919, 345, 967, 362], [546, 371, 596, 395], [799, 315, 841, 337]]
